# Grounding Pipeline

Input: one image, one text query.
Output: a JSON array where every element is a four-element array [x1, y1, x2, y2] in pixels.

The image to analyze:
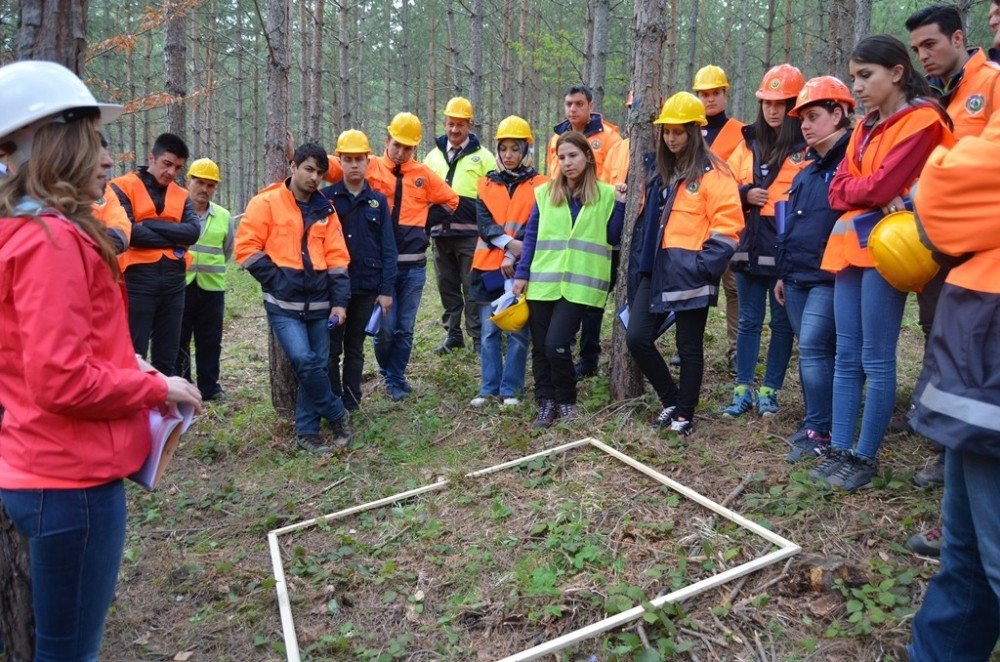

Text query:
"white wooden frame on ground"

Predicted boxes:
[[267, 437, 801, 661]]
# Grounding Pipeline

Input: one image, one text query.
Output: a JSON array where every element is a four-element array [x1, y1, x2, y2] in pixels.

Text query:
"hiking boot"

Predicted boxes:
[[808, 447, 851, 481], [826, 453, 878, 492], [654, 406, 678, 429], [669, 417, 694, 436], [913, 455, 945, 488], [723, 385, 756, 418], [575, 361, 598, 378], [907, 525, 943, 557], [786, 429, 831, 463], [434, 337, 465, 355], [329, 414, 352, 450], [532, 399, 558, 429], [756, 387, 779, 418], [296, 434, 332, 455], [557, 403, 579, 423]]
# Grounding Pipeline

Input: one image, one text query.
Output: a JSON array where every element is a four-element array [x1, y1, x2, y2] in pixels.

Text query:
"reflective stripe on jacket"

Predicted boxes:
[[424, 134, 496, 237], [185, 202, 232, 291], [109, 171, 190, 271]]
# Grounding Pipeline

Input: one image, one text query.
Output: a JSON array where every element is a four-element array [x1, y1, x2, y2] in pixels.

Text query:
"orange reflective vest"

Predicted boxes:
[[707, 117, 745, 162], [940, 48, 1000, 140], [109, 172, 189, 271], [822, 105, 954, 272], [93, 189, 130, 253], [472, 174, 548, 272], [547, 116, 623, 180]]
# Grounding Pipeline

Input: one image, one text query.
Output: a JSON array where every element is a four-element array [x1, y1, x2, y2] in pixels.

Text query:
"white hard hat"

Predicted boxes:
[[0, 60, 123, 166]]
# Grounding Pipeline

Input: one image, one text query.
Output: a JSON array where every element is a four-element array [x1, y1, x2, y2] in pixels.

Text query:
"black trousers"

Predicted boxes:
[[433, 235, 481, 345], [625, 276, 709, 420], [576, 250, 619, 369], [527, 298, 591, 405], [329, 292, 378, 410], [176, 283, 225, 397], [128, 286, 185, 376]]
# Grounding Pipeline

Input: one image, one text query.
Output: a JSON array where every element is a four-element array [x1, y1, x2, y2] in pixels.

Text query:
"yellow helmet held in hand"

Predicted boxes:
[[387, 112, 422, 147], [654, 92, 707, 126], [187, 158, 221, 182], [443, 96, 474, 120], [490, 296, 529, 332], [869, 210, 940, 292], [336, 129, 371, 154], [692, 65, 730, 91], [495, 115, 533, 144]]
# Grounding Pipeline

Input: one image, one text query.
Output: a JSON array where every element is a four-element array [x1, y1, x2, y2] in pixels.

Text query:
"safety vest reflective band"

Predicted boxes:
[[111, 171, 189, 272], [185, 202, 231, 291], [424, 146, 494, 198], [527, 181, 615, 308], [472, 175, 548, 272]]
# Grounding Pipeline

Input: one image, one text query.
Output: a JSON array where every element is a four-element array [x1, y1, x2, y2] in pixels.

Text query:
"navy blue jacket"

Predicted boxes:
[[322, 182, 398, 297], [776, 133, 850, 288]]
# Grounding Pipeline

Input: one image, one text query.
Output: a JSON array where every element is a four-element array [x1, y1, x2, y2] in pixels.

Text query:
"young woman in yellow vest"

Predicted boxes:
[[809, 35, 954, 492], [469, 116, 548, 407], [512, 131, 626, 428], [724, 64, 808, 420], [625, 93, 743, 436]]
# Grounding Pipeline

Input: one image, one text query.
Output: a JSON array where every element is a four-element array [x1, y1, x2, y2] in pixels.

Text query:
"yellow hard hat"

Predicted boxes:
[[187, 157, 221, 182], [443, 96, 474, 120], [869, 211, 940, 292], [692, 65, 729, 91], [490, 296, 529, 332], [654, 92, 707, 126], [336, 129, 371, 154], [495, 115, 533, 144], [387, 112, 422, 147]]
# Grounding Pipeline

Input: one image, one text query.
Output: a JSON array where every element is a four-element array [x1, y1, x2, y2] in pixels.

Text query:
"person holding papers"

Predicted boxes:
[[0, 62, 201, 661]]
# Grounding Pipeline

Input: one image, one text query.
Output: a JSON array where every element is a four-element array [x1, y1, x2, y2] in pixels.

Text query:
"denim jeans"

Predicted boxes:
[[783, 283, 835, 433], [374, 265, 426, 388], [0, 480, 126, 662], [910, 449, 1000, 660], [734, 272, 794, 389], [478, 303, 530, 398], [267, 312, 346, 436], [831, 266, 907, 459]]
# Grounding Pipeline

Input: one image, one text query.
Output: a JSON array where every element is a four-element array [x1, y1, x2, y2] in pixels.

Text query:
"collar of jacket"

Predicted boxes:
[[860, 97, 950, 133], [263, 178, 334, 219], [806, 131, 851, 168], [928, 48, 986, 101], [553, 113, 608, 137], [434, 132, 482, 158], [324, 179, 373, 201], [706, 111, 730, 129], [137, 165, 170, 193], [486, 165, 537, 186], [377, 153, 421, 174]]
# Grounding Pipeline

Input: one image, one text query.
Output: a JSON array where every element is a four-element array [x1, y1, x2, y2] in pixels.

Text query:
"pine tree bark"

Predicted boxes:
[[468, 0, 485, 113], [763, 0, 777, 69], [400, 0, 411, 109], [17, 0, 89, 73], [589, 0, 610, 110], [854, 0, 873, 44], [610, 0, 668, 401], [445, 0, 462, 95], [164, 0, 187, 138], [683, 0, 699, 92], [339, 0, 353, 130], [515, 0, 529, 118], [309, 0, 325, 142]]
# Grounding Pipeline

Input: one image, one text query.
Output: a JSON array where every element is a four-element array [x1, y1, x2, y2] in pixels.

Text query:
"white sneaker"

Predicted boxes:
[[502, 397, 521, 406], [470, 396, 490, 407]]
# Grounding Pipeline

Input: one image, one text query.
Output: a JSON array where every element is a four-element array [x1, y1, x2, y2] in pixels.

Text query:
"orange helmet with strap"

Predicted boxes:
[[756, 64, 805, 101], [789, 76, 856, 118]]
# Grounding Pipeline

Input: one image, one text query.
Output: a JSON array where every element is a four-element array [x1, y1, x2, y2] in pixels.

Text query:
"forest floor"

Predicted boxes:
[[98, 265, 964, 662]]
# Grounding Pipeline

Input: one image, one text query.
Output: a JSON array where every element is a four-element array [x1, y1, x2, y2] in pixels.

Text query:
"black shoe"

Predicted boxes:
[[727, 353, 737, 376], [329, 414, 352, 450], [913, 455, 945, 488], [203, 388, 227, 402], [575, 362, 598, 378], [434, 337, 465, 355], [533, 399, 558, 429], [669, 354, 681, 367], [654, 406, 678, 429], [669, 417, 694, 436], [297, 434, 332, 455]]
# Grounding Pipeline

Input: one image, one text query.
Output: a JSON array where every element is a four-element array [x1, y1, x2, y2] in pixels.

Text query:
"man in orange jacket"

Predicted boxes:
[[235, 143, 352, 454], [367, 113, 459, 400]]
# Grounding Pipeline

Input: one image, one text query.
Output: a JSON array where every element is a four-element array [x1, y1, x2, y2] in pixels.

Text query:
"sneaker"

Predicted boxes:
[[669, 417, 694, 436], [808, 448, 851, 480], [669, 354, 682, 367], [826, 453, 878, 492], [329, 414, 352, 450], [434, 337, 465, 355], [654, 406, 678, 429], [785, 424, 809, 447], [786, 430, 831, 463], [756, 387, 779, 418], [906, 525, 943, 557], [501, 397, 521, 406], [913, 455, 945, 488], [575, 362, 598, 378], [387, 384, 409, 402], [557, 403, 579, 423], [722, 386, 756, 418], [532, 399, 558, 429], [470, 395, 492, 407], [296, 434, 332, 455]]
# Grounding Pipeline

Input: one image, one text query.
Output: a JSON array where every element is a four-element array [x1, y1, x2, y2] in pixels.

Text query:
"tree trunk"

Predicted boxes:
[[400, 0, 411, 109], [515, 0, 529, 118], [17, 0, 89, 74], [784, 0, 793, 63], [665, 0, 678, 91], [339, 0, 352, 130], [427, 9, 438, 131], [683, 0, 699, 91], [445, 0, 462, 94], [309, 0, 325, 142], [164, 0, 187, 138], [763, 0, 777, 69], [854, 0, 873, 44], [0, 501, 33, 662], [500, 0, 515, 115], [265, 0, 297, 417], [590, 0, 610, 110], [236, 25, 246, 209], [610, 0, 668, 401], [143, 29, 152, 156], [468, 0, 484, 114], [827, 0, 855, 82]]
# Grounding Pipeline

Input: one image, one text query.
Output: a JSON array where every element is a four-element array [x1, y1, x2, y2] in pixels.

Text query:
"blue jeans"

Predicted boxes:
[[374, 265, 426, 388], [783, 283, 835, 433], [477, 303, 530, 397], [734, 272, 794, 389], [831, 266, 907, 459], [910, 449, 1000, 660], [268, 312, 346, 436], [0, 481, 126, 662]]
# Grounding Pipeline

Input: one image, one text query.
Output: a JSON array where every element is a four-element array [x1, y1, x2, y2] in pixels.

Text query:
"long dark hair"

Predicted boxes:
[[851, 34, 932, 102], [751, 98, 803, 171], [655, 123, 727, 187]]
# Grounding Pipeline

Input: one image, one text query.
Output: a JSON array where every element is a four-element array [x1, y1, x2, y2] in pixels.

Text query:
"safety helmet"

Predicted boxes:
[[490, 296, 529, 332], [0, 61, 123, 166], [869, 211, 940, 292], [654, 92, 707, 126], [443, 97, 474, 120], [387, 112, 422, 147], [789, 76, 856, 118], [692, 65, 730, 91], [187, 158, 221, 182], [755, 63, 805, 101], [335, 129, 372, 154], [495, 115, 533, 144]]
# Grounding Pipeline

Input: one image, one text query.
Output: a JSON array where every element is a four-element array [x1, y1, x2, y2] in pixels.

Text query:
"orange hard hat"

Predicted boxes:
[[789, 76, 856, 118], [756, 64, 805, 101]]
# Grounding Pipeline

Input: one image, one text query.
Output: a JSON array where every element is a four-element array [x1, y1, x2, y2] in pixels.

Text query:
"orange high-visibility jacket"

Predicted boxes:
[[600, 138, 630, 186], [472, 173, 548, 272], [108, 172, 191, 271], [939, 48, 1000, 140], [727, 137, 808, 217], [93, 189, 130, 254], [707, 118, 746, 162], [547, 114, 623, 180]]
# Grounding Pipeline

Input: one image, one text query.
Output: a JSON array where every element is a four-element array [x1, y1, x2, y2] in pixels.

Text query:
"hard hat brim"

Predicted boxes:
[[654, 116, 707, 126], [691, 83, 729, 91]]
